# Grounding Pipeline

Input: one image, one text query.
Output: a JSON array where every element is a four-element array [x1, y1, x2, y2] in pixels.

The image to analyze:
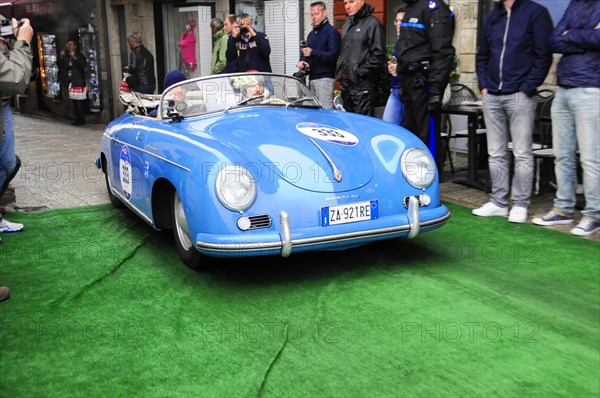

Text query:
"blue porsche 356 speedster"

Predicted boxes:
[[97, 72, 450, 268]]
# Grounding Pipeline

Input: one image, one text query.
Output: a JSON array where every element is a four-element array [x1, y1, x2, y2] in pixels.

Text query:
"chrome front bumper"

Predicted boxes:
[[196, 196, 450, 258]]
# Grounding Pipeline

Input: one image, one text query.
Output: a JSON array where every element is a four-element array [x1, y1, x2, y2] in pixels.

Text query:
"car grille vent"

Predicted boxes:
[[247, 214, 272, 229], [403, 195, 431, 209]]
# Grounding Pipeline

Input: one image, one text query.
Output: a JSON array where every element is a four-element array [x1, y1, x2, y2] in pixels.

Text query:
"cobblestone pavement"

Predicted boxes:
[[1, 113, 597, 242]]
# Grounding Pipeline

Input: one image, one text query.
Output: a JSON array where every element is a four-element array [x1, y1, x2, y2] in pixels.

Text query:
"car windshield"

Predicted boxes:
[[158, 73, 321, 119]]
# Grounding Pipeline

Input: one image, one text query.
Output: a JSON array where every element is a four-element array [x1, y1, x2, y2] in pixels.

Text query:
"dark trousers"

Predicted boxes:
[[136, 84, 156, 94], [400, 73, 430, 145], [341, 85, 376, 116], [400, 72, 445, 173], [73, 99, 85, 124]]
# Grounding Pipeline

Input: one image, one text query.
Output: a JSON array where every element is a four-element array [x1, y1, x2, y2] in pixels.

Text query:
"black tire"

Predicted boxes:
[[104, 164, 124, 208], [171, 190, 205, 269]]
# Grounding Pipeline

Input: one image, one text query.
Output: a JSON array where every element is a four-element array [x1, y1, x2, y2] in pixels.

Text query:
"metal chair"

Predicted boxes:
[[531, 93, 556, 194], [442, 84, 487, 174]]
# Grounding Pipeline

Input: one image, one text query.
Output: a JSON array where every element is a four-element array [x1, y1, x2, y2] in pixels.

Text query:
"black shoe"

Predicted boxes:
[[0, 155, 20, 198]]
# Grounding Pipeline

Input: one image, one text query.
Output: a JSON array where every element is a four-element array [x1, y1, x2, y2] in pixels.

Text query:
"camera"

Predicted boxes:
[[293, 65, 310, 80], [240, 25, 249, 35], [300, 40, 307, 49], [0, 17, 23, 38]]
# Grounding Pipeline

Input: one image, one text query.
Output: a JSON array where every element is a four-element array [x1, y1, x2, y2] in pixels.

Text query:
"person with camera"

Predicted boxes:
[[336, 0, 385, 116], [0, 15, 33, 300], [58, 40, 86, 126], [226, 13, 272, 73], [295, 2, 340, 109]]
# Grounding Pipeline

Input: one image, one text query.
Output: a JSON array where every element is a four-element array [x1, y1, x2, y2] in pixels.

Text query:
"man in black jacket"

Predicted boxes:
[[395, 0, 455, 150], [336, 0, 385, 116], [126, 32, 156, 94]]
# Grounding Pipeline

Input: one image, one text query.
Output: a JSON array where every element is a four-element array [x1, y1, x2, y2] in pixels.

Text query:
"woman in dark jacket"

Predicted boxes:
[[59, 39, 86, 126]]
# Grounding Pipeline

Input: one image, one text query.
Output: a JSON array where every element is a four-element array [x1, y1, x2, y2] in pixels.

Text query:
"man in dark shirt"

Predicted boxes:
[[126, 32, 156, 94], [296, 2, 341, 109]]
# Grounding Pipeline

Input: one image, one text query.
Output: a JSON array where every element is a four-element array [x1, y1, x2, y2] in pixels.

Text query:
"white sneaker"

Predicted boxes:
[[508, 206, 528, 223], [472, 202, 508, 217], [0, 217, 24, 233]]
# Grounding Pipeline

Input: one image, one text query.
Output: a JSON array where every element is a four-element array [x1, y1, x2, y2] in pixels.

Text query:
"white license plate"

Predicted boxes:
[[321, 200, 379, 226]]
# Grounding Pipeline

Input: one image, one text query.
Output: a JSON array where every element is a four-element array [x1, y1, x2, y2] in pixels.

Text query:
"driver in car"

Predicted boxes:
[[244, 79, 265, 99], [149, 70, 188, 117], [236, 74, 282, 105]]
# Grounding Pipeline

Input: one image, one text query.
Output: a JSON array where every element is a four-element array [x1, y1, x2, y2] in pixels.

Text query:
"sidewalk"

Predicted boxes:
[[2, 113, 597, 242], [1, 114, 107, 212]]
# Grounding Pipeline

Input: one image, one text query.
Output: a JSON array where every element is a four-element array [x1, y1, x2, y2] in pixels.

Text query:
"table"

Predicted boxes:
[[441, 104, 488, 191]]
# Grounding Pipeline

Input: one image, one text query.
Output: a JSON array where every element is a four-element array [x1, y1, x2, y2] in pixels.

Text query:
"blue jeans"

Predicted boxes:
[[482, 93, 536, 208], [0, 104, 16, 191], [552, 87, 600, 221], [382, 88, 404, 125]]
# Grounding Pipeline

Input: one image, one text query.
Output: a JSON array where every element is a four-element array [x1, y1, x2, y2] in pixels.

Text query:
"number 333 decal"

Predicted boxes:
[[296, 122, 359, 146]]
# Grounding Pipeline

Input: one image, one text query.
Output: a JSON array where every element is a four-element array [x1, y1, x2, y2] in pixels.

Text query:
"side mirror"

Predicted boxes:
[[333, 95, 346, 112]]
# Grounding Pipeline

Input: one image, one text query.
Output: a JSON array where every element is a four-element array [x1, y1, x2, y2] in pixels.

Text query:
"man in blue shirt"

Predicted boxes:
[[533, 0, 600, 236], [296, 2, 341, 109], [473, 0, 553, 224]]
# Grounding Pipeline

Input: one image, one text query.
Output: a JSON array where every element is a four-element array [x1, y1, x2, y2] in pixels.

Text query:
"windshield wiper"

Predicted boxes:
[[224, 95, 266, 113], [285, 97, 319, 109]]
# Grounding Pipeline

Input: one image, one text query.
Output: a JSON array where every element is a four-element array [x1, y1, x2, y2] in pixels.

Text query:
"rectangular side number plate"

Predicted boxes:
[[321, 200, 379, 226]]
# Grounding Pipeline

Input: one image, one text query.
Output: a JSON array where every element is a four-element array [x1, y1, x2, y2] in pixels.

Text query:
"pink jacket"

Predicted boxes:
[[178, 31, 196, 64]]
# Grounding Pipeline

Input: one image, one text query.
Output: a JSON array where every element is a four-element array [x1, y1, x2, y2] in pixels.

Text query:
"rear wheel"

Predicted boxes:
[[171, 191, 204, 269], [104, 162, 124, 208]]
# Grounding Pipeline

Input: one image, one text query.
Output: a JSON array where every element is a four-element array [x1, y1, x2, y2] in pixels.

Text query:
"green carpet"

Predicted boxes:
[[0, 203, 598, 397]]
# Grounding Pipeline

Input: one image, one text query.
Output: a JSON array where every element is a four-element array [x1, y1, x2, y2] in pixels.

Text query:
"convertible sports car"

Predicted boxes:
[[97, 72, 450, 268]]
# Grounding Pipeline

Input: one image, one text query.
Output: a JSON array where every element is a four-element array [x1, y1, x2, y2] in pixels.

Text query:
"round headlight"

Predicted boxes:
[[401, 148, 436, 189], [215, 166, 257, 211]]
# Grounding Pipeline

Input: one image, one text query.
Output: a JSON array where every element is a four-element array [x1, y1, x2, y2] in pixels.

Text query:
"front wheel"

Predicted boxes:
[[171, 191, 205, 269]]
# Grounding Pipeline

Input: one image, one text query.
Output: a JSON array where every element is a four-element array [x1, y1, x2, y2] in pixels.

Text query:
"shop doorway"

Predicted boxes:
[[161, 3, 214, 82]]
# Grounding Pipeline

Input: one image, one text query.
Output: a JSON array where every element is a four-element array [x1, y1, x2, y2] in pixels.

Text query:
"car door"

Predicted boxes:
[[108, 117, 150, 214]]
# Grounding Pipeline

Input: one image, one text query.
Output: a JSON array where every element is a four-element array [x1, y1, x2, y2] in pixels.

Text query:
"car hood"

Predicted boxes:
[[190, 109, 376, 193]]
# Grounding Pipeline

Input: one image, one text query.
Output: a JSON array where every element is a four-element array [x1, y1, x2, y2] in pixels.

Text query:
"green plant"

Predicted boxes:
[[449, 54, 460, 83]]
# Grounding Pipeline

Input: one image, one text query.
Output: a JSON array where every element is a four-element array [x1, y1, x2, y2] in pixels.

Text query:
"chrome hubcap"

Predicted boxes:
[[174, 193, 193, 251]]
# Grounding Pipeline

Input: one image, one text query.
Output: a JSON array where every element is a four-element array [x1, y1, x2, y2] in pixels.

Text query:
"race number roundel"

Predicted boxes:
[[296, 122, 359, 146], [119, 145, 133, 201]]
